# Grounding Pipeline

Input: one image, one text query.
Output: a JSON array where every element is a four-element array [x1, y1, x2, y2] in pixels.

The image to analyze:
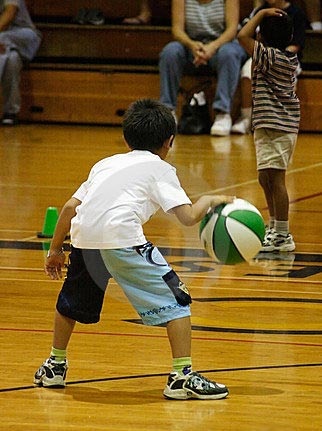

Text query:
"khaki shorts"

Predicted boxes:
[[254, 128, 297, 170]]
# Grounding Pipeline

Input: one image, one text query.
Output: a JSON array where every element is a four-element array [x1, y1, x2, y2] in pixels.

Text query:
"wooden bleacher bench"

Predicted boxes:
[[19, 0, 322, 131]]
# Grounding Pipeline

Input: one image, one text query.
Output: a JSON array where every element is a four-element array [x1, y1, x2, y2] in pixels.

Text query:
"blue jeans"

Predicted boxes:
[[0, 27, 41, 114], [159, 40, 247, 113]]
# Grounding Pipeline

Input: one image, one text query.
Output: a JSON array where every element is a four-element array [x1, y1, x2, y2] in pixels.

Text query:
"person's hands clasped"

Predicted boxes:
[[192, 41, 219, 67], [191, 41, 208, 67]]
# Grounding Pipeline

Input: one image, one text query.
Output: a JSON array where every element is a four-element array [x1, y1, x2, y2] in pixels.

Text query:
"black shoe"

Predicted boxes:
[[163, 371, 229, 400], [72, 8, 89, 24], [2, 113, 18, 126], [86, 9, 105, 25]]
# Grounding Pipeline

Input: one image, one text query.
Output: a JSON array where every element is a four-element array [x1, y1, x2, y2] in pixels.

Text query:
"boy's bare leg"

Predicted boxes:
[[269, 169, 289, 221], [258, 170, 275, 218], [240, 77, 252, 110], [166, 316, 191, 358], [52, 310, 76, 350]]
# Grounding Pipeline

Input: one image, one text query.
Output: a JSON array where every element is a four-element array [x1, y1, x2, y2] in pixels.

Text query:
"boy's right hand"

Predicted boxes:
[[208, 195, 235, 209]]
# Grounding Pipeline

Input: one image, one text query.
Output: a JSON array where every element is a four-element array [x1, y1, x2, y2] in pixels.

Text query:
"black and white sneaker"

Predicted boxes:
[[163, 371, 228, 400], [86, 9, 105, 25], [261, 228, 295, 252], [34, 357, 68, 387]]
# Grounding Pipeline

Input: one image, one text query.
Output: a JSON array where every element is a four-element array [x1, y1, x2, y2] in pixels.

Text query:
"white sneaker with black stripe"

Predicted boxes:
[[163, 371, 229, 400], [34, 357, 68, 387], [261, 228, 295, 252]]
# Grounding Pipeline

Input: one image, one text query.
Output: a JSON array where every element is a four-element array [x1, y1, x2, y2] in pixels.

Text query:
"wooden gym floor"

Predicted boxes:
[[0, 123, 321, 430]]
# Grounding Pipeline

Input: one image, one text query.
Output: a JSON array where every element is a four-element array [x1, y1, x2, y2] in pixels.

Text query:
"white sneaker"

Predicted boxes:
[[261, 227, 277, 252], [163, 371, 229, 400], [311, 21, 322, 31], [210, 113, 232, 136], [231, 117, 251, 134], [261, 229, 296, 252], [272, 233, 295, 252]]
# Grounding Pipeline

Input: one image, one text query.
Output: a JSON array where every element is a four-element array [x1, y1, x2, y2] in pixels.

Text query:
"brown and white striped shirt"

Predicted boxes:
[[252, 40, 300, 133]]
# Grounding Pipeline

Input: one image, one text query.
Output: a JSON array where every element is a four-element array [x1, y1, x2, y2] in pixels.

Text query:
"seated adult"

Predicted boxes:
[[159, 0, 247, 136], [0, 0, 41, 125]]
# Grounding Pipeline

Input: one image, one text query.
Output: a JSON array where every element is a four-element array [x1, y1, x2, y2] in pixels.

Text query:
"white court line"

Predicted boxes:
[[190, 161, 322, 199], [0, 183, 72, 189], [2, 163, 322, 195]]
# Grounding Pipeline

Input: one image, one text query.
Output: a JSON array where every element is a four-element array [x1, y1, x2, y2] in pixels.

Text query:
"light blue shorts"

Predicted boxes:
[[100, 242, 191, 325]]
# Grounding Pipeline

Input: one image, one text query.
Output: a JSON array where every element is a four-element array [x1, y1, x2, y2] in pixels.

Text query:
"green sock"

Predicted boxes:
[[51, 347, 67, 363], [172, 357, 192, 375]]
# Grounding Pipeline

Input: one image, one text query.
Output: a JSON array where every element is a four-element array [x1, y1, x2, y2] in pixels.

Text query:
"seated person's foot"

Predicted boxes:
[[122, 14, 151, 25], [210, 113, 232, 136]]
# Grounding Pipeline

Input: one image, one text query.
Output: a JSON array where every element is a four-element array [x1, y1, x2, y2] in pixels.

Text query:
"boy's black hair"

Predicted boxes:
[[260, 14, 294, 50], [123, 99, 176, 151]]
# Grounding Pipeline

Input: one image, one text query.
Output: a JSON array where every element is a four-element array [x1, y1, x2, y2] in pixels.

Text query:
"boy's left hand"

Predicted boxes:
[[45, 252, 66, 280]]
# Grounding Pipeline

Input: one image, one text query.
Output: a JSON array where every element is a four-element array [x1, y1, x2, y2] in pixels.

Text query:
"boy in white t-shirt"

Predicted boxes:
[[34, 98, 233, 400]]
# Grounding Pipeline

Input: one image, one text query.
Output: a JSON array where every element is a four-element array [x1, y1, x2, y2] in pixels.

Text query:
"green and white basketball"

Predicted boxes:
[[199, 198, 265, 265]]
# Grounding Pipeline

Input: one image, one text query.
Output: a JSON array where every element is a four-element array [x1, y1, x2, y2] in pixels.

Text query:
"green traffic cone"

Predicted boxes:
[[37, 206, 59, 238]]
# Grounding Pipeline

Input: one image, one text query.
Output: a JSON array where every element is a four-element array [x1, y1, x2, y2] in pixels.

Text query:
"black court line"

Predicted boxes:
[[1, 362, 321, 394], [192, 297, 322, 334], [126, 296, 322, 335], [190, 326, 322, 335], [195, 297, 322, 304], [0, 240, 322, 263]]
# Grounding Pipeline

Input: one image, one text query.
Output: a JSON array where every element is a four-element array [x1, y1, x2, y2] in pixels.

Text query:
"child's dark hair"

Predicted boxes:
[[260, 14, 293, 50], [123, 99, 176, 151]]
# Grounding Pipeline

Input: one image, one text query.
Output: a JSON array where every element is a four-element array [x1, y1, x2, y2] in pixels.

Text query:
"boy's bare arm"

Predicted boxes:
[[172, 195, 234, 226], [45, 197, 81, 280], [238, 8, 286, 55]]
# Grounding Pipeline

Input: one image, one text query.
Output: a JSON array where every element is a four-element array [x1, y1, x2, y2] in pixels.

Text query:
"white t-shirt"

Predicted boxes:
[[71, 150, 192, 249]]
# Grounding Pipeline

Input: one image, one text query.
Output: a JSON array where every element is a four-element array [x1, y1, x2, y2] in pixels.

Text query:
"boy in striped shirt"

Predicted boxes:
[[238, 8, 299, 252]]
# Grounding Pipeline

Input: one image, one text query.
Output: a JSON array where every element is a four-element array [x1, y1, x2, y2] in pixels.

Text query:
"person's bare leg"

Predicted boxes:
[[166, 316, 191, 358], [52, 310, 76, 350], [258, 169, 275, 219], [240, 77, 252, 110], [270, 169, 289, 222], [164, 316, 229, 399], [122, 0, 152, 24], [306, 0, 322, 30]]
